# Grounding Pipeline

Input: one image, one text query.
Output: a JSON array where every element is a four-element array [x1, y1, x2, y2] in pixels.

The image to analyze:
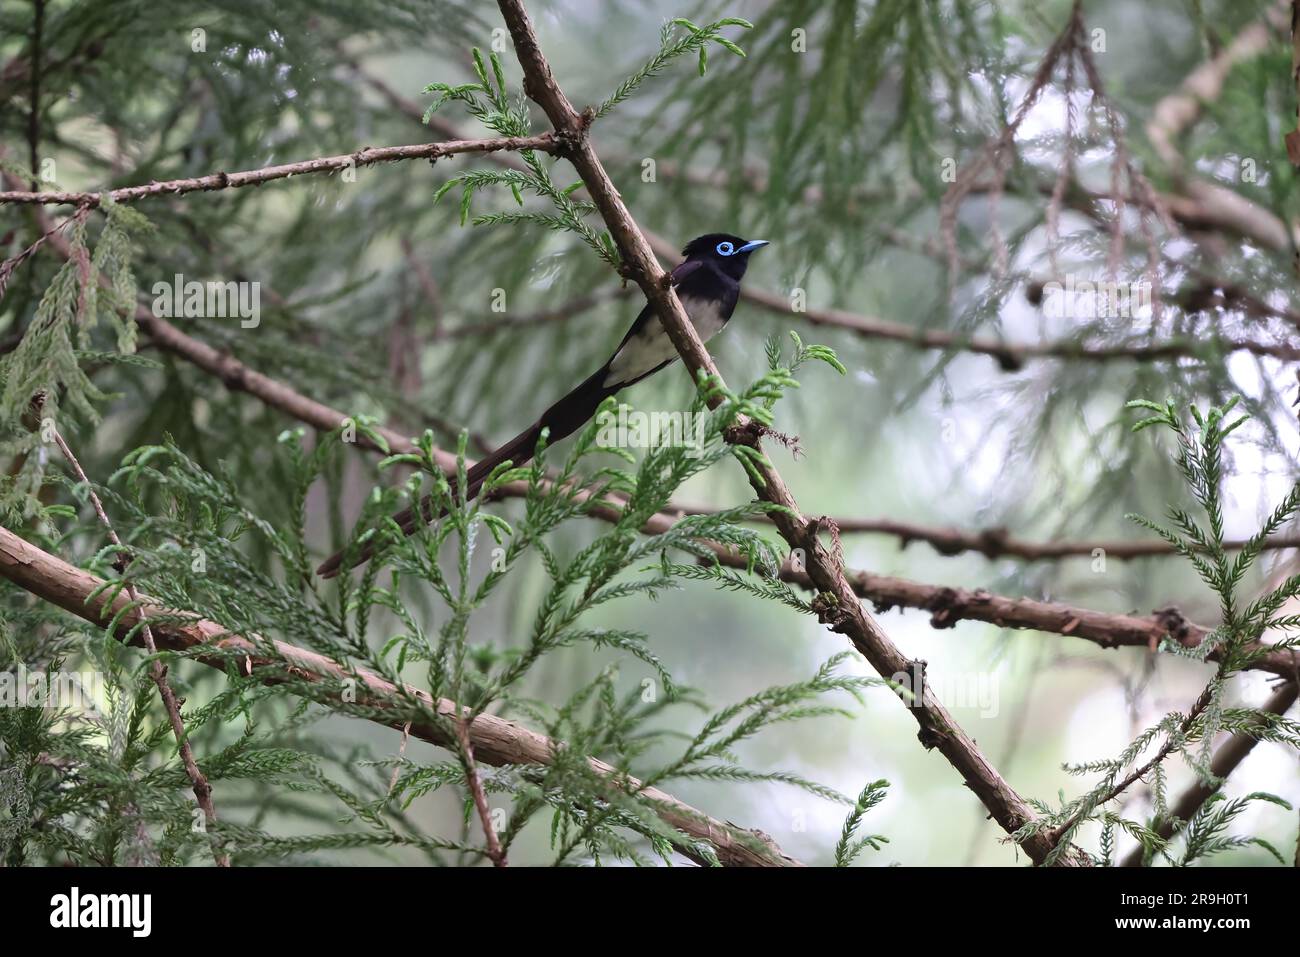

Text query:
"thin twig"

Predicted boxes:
[[0, 134, 557, 207], [667, 502, 1300, 561], [436, 286, 633, 340], [43, 402, 229, 867], [399, 236, 442, 342], [1119, 679, 1298, 866], [1048, 678, 1220, 851], [0, 204, 87, 304], [1282, 0, 1300, 167], [453, 717, 507, 867], [939, 0, 1081, 282], [386, 721, 412, 798]]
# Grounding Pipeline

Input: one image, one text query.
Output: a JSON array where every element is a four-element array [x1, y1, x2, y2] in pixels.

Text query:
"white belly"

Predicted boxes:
[[604, 295, 727, 387]]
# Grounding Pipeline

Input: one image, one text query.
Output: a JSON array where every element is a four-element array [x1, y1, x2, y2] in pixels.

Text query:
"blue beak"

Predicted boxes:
[[737, 240, 769, 254]]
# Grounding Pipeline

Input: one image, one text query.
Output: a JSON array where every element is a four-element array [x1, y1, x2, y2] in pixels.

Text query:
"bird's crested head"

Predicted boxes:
[[681, 233, 769, 279]]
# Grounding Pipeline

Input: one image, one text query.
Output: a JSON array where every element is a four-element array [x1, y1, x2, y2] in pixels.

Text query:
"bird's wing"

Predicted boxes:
[[604, 258, 707, 357], [603, 261, 734, 389]]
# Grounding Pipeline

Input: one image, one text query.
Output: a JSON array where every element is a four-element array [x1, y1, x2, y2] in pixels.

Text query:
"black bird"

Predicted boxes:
[[316, 233, 769, 578]]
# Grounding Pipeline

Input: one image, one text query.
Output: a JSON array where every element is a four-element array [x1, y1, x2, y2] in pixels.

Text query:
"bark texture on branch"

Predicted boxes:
[[0, 526, 799, 868], [670, 502, 1300, 561], [821, 568, 1296, 679], [1149, 0, 1289, 171]]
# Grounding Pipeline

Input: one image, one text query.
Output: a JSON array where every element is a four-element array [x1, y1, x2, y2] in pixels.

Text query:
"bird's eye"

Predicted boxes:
[[715, 241, 735, 256]]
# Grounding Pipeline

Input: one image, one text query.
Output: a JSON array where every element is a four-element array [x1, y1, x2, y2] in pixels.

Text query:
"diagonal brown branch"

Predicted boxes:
[[1048, 678, 1221, 851], [494, 0, 1088, 866], [1146, 0, 1298, 248], [452, 717, 507, 867], [345, 53, 1300, 366], [0, 525, 799, 867], [1119, 679, 1298, 867], [1150, 0, 1290, 172]]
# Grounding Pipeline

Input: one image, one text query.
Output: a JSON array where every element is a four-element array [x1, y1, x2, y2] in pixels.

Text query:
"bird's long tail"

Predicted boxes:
[[316, 364, 617, 578]]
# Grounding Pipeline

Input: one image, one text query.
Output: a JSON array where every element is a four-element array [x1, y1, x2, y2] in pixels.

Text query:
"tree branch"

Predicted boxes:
[[1289, 0, 1300, 166], [0, 135, 557, 207], [494, 0, 1087, 866], [1149, 0, 1290, 172], [436, 287, 633, 340], [668, 502, 1300, 561], [1049, 678, 1220, 849], [788, 565, 1296, 679], [0, 525, 800, 868], [724, 270, 1300, 367], [27, 0, 43, 192], [1145, 0, 1298, 249]]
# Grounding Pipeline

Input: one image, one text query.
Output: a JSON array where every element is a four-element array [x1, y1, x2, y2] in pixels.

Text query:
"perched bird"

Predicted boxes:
[[316, 233, 769, 578]]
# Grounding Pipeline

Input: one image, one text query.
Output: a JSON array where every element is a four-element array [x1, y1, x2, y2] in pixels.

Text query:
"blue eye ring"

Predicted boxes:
[[715, 241, 735, 256]]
